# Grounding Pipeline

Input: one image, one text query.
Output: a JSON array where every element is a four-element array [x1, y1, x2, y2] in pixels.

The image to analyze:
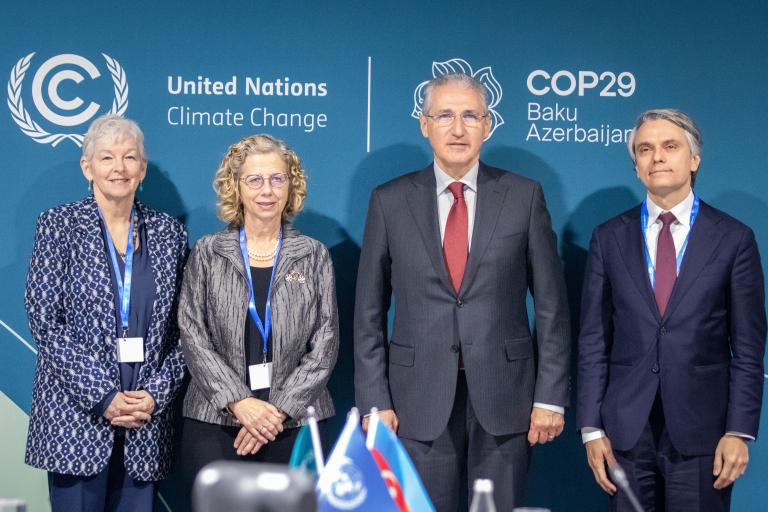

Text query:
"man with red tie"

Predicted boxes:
[[578, 109, 766, 511], [354, 73, 571, 510]]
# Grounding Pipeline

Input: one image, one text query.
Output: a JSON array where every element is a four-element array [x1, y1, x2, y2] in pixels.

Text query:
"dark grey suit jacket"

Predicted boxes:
[[179, 224, 338, 428], [354, 163, 571, 441]]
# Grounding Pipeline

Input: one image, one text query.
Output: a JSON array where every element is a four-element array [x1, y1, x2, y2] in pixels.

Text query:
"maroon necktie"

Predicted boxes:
[[654, 212, 677, 316], [444, 182, 468, 292]]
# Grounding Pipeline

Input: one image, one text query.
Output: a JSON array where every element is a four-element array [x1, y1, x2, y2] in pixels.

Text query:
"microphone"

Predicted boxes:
[[608, 462, 644, 512]]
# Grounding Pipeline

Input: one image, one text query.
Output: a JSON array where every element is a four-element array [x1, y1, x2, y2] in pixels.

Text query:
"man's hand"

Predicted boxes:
[[585, 437, 618, 495], [362, 409, 398, 433], [527, 407, 564, 445], [228, 397, 284, 445], [713, 435, 749, 489]]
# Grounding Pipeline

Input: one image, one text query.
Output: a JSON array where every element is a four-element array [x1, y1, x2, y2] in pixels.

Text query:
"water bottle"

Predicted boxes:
[[469, 479, 496, 512]]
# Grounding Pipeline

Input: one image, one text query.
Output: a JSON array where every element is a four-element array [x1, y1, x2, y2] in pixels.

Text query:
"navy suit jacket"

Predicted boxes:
[[577, 200, 766, 456], [354, 163, 571, 441]]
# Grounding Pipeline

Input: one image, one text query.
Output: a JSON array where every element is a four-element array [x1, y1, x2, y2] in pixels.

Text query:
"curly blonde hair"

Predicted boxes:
[[213, 134, 307, 226]]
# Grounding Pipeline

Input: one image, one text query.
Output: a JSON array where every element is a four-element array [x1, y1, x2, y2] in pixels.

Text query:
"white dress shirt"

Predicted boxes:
[[582, 190, 751, 443], [434, 162, 564, 416]]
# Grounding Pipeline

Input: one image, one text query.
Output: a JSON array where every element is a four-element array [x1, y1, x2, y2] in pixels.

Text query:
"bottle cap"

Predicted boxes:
[[473, 479, 493, 493]]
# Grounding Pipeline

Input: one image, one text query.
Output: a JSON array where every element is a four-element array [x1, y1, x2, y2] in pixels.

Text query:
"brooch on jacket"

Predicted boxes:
[[285, 270, 306, 284]]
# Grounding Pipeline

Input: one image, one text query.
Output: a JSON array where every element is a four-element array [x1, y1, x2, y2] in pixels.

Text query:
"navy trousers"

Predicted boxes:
[[611, 393, 733, 512], [48, 435, 155, 512]]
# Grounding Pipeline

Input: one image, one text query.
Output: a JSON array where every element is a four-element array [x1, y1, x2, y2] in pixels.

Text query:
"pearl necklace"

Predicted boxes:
[[247, 243, 277, 261]]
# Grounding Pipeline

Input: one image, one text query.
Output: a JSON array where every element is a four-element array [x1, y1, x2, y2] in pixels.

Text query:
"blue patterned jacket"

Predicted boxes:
[[24, 196, 187, 481]]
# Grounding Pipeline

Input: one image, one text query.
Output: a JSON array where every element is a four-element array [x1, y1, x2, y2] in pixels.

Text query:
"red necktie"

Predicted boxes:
[[654, 212, 677, 316], [444, 182, 468, 292]]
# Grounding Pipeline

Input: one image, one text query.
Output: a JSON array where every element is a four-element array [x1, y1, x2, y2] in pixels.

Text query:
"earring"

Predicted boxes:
[[88, 180, 92, 191], [139, 180, 144, 192]]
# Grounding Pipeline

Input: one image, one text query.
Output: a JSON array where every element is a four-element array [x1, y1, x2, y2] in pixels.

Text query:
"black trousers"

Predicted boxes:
[[399, 372, 530, 512], [612, 393, 733, 512], [179, 417, 300, 495]]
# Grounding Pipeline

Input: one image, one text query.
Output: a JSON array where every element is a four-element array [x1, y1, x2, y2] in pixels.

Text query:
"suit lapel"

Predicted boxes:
[[213, 227, 248, 280], [273, 224, 312, 287], [614, 207, 661, 322], [406, 165, 455, 294], [73, 197, 118, 377], [74, 195, 104, 238], [459, 163, 504, 296], [138, 203, 168, 372], [662, 202, 723, 321], [74, 196, 119, 336]]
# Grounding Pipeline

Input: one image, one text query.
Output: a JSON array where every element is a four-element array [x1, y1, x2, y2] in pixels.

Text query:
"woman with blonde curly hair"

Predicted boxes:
[[178, 134, 338, 490]]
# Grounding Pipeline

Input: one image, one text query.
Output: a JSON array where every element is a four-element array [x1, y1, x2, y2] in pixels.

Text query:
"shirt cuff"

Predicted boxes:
[[726, 431, 755, 441], [581, 427, 606, 444], [92, 389, 119, 418], [533, 402, 565, 415]]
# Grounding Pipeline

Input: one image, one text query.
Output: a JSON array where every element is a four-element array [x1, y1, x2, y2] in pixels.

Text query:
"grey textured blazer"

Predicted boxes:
[[178, 223, 338, 428], [354, 163, 571, 441]]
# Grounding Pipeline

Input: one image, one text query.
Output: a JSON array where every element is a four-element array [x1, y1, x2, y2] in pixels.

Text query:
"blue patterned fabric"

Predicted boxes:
[[24, 196, 188, 481]]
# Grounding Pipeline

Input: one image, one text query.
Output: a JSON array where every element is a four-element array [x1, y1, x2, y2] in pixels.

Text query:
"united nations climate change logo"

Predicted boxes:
[[326, 457, 368, 509], [6, 52, 128, 147], [412, 57, 505, 140]]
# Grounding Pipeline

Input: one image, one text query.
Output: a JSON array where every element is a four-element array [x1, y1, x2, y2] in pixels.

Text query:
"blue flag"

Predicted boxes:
[[289, 425, 317, 475], [317, 409, 399, 511], [366, 413, 436, 512]]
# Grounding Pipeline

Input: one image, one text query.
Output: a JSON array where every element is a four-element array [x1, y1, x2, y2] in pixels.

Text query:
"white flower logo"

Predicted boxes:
[[412, 58, 504, 140]]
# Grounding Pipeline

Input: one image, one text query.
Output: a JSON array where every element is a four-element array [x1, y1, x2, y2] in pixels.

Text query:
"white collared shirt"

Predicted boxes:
[[433, 161, 564, 416]]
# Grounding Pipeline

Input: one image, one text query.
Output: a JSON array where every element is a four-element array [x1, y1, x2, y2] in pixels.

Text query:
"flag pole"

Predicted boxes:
[[366, 407, 379, 448], [306, 406, 325, 475]]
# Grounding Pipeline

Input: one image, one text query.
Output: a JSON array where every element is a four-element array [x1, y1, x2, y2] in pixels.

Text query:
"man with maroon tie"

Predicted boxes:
[[354, 73, 571, 510], [578, 109, 766, 511]]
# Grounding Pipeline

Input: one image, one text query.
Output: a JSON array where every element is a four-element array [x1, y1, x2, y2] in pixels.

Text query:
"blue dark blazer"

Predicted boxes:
[[24, 196, 187, 480], [577, 200, 766, 456]]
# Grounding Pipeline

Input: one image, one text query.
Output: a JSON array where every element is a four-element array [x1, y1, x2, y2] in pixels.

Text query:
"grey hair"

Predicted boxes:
[[421, 73, 489, 114], [627, 109, 702, 163], [81, 114, 147, 162]]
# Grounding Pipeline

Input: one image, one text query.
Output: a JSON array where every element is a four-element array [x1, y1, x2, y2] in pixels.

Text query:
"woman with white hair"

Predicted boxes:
[[24, 114, 187, 511]]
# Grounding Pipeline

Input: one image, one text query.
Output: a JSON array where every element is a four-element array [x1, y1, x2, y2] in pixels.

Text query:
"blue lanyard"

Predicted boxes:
[[239, 226, 282, 361], [100, 207, 135, 337], [640, 194, 699, 289]]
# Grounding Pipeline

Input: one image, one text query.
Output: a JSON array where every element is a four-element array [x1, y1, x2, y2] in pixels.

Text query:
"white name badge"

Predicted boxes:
[[248, 362, 272, 391], [117, 337, 145, 363]]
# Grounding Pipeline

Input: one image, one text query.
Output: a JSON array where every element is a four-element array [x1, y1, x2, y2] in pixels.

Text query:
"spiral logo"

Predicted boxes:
[[6, 52, 128, 147], [412, 57, 505, 140]]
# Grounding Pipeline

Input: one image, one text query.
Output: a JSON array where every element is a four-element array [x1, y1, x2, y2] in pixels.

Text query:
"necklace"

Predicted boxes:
[[247, 244, 277, 261], [245, 225, 279, 261], [113, 213, 139, 261]]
